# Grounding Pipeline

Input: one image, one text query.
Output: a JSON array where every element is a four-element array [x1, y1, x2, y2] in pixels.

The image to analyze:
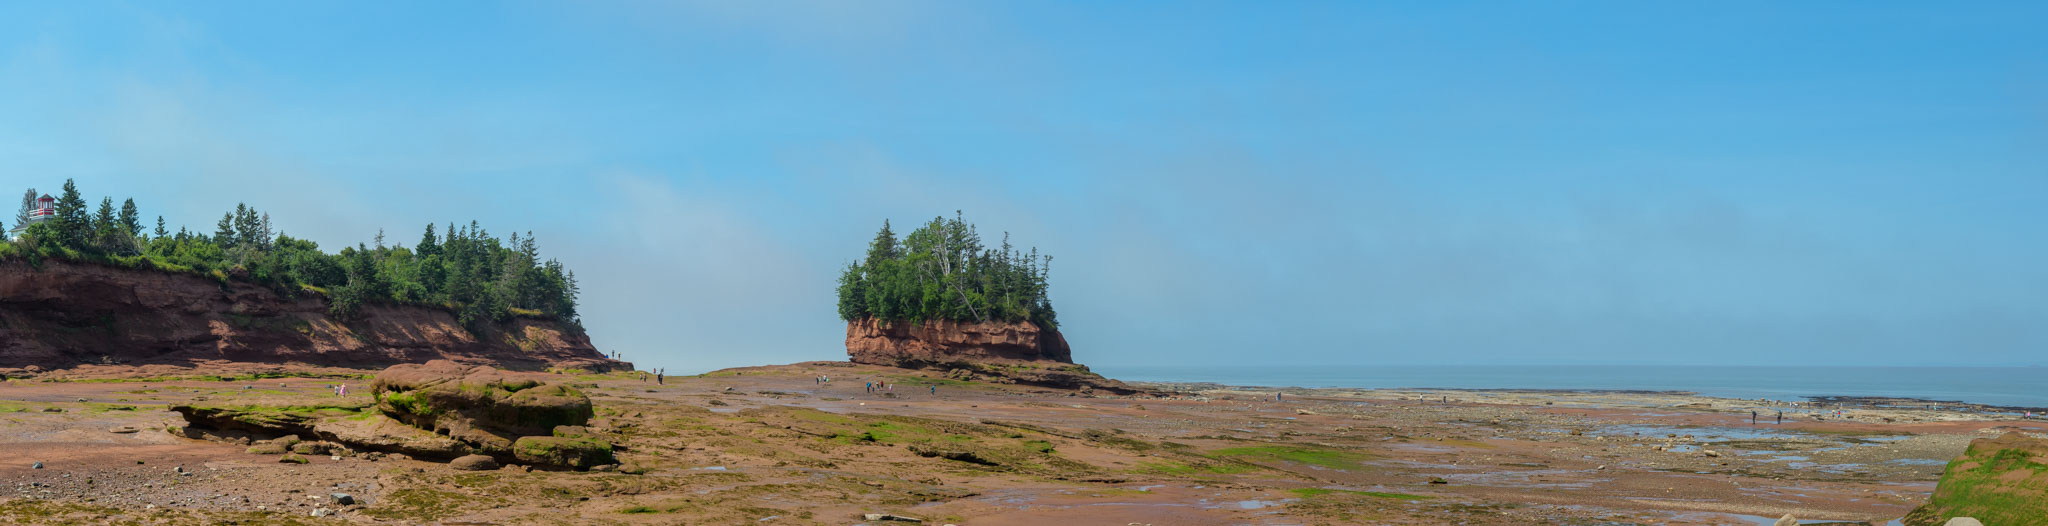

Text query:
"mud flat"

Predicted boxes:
[[1, 363, 2043, 525]]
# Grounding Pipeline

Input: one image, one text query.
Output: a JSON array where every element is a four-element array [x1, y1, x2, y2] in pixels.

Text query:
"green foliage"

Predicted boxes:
[[0, 181, 583, 336], [1902, 438, 2048, 526], [836, 212, 1058, 327], [1207, 445, 1374, 470]]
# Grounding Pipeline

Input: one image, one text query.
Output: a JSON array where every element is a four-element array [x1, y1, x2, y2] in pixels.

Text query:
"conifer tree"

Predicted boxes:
[[53, 179, 89, 248], [119, 198, 141, 237], [15, 188, 37, 228]]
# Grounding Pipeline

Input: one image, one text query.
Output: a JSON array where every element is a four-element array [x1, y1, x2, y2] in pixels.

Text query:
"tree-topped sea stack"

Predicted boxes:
[[837, 213, 1133, 393]]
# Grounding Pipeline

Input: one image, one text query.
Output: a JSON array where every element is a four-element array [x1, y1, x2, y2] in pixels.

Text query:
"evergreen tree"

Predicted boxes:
[[232, 203, 259, 249], [154, 216, 168, 238], [416, 223, 439, 257], [837, 213, 1057, 328], [214, 213, 235, 246], [15, 188, 37, 229], [93, 197, 115, 234], [53, 179, 89, 248], [119, 198, 141, 237]]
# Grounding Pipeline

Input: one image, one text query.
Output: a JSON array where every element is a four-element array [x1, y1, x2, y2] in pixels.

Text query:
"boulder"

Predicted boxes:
[[1942, 519, 1983, 526], [449, 455, 500, 471], [1773, 514, 1797, 526], [372, 360, 594, 456], [512, 436, 615, 470]]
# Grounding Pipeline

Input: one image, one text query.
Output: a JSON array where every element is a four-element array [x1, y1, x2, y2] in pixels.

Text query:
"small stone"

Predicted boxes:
[[310, 507, 330, 517], [329, 493, 355, 505], [1703, 450, 1722, 458], [1774, 514, 1798, 526], [279, 454, 308, 464], [30, 462, 42, 469], [862, 513, 923, 523], [1942, 518, 1984, 526], [1429, 477, 1448, 485]]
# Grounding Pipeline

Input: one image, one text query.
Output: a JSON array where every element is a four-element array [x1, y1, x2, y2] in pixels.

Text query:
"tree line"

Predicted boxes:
[[836, 212, 1057, 328], [2, 179, 581, 332]]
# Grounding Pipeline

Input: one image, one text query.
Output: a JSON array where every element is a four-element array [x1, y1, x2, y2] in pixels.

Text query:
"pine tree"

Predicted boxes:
[[154, 216, 168, 238], [214, 212, 235, 246], [118, 198, 141, 237], [93, 197, 115, 233], [258, 212, 274, 252], [15, 188, 37, 229], [231, 203, 259, 249], [416, 223, 439, 257], [53, 179, 88, 248]]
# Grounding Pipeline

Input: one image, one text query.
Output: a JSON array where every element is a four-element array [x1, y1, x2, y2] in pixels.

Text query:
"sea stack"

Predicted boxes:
[[835, 214, 1133, 394]]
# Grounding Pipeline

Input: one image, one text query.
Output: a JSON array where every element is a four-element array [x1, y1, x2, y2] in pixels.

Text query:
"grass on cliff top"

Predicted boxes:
[[1902, 444, 2048, 526]]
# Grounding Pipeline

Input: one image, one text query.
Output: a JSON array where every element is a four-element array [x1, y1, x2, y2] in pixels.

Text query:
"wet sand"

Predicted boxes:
[[2, 363, 2044, 524]]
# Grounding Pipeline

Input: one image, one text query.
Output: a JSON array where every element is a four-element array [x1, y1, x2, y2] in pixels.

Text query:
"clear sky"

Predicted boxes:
[[3, 2, 2044, 371]]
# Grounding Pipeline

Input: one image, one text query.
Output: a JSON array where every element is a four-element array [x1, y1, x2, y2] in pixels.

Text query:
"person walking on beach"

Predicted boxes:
[[929, 385, 936, 396], [1776, 411, 1782, 424], [1751, 410, 1757, 424], [656, 369, 664, 385]]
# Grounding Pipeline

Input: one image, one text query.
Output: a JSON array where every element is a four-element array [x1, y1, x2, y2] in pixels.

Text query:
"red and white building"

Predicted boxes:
[[8, 194, 56, 241]]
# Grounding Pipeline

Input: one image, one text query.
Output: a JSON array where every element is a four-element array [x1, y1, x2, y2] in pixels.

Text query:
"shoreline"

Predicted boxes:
[[1131, 381, 2048, 422]]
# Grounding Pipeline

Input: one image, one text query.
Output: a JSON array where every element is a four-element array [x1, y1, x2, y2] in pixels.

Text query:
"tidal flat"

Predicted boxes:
[[1, 363, 2043, 525]]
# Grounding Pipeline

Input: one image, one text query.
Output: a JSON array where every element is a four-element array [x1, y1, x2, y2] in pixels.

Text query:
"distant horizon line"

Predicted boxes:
[[1086, 363, 2046, 369]]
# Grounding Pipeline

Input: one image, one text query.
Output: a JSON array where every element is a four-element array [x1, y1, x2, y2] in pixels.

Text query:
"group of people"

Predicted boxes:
[[640, 369, 664, 385], [858, 380, 939, 396]]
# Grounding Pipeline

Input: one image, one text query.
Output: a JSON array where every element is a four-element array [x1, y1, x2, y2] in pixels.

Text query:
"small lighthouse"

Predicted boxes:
[[8, 194, 57, 241]]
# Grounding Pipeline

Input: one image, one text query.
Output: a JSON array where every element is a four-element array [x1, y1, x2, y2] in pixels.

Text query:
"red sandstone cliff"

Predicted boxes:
[[844, 317, 1139, 394], [845, 317, 1071, 367], [0, 260, 627, 374]]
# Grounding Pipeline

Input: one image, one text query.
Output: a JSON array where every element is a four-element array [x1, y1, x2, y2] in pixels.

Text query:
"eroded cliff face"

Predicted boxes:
[[845, 317, 1071, 367], [0, 260, 627, 374], [844, 317, 1138, 394]]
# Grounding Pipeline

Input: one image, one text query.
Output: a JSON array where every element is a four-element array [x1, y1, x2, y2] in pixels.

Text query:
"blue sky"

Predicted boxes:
[[3, 2, 2044, 371]]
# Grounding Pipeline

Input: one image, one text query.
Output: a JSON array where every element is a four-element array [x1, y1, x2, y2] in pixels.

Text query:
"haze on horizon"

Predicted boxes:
[[2, 2, 2043, 372]]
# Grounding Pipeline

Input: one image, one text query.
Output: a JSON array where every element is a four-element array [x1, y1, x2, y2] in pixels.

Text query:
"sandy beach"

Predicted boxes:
[[1, 362, 2041, 525]]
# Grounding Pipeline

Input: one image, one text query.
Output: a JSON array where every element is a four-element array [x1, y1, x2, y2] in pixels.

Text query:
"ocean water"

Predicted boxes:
[[1091, 365, 2048, 409]]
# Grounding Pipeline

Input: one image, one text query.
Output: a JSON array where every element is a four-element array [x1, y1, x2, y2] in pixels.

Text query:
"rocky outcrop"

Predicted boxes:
[[371, 360, 595, 458], [844, 317, 1141, 395], [0, 260, 626, 374], [173, 361, 613, 469], [1901, 433, 2048, 526], [846, 317, 1071, 367]]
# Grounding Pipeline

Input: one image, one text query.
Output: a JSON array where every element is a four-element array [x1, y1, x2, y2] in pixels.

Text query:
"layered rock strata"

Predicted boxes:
[[0, 260, 625, 374], [845, 317, 1139, 395]]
